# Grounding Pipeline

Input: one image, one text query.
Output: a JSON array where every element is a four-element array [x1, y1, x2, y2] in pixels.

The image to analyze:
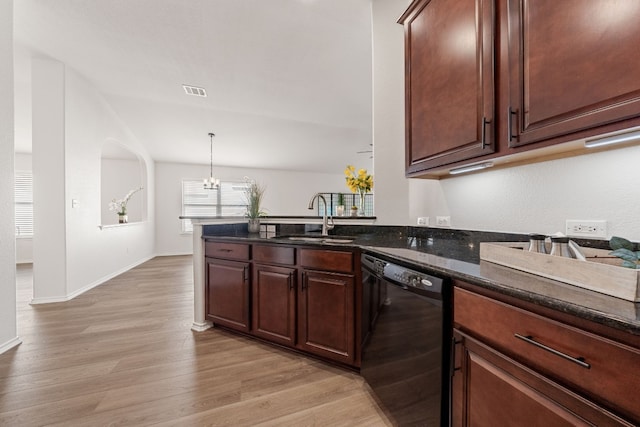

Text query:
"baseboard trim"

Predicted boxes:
[[192, 321, 213, 332], [155, 251, 193, 257], [30, 255, 155, 305], [0, 336, 22, 354]]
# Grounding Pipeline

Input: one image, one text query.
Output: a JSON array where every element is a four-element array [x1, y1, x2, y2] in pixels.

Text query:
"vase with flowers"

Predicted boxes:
[[244, 177, 266, 233], [344, 165, 373, 216], [108, 187, 143, 223]]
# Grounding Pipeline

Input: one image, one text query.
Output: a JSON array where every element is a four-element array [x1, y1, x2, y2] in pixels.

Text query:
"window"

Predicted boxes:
[[182, 180, 248, 233], [15, 171, 33, 237]]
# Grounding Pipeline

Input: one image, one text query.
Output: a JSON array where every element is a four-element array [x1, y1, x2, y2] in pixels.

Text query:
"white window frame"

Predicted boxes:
[[15, 171, 33, 238], [181, 179, 249, 233]]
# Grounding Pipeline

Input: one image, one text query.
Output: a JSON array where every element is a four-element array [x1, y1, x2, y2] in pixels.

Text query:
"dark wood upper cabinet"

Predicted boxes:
[[401, 0, 640, 176], [507, 0, 640, 147], [400, 0, 496, 175]]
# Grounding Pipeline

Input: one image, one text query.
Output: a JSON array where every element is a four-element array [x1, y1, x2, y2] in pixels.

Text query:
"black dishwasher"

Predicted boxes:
[[361, 253, 451, 427]]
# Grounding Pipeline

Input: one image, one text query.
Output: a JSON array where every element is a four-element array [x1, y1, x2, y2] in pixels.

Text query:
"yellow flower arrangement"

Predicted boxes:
[[344, 165, 373, 215], [344, 165, 373, 194]]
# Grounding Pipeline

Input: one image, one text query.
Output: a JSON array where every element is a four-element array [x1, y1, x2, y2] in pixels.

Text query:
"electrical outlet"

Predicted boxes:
[[565, 220, 607, 238], [417, 217, 429, 226], [436, 216, 451, 227]]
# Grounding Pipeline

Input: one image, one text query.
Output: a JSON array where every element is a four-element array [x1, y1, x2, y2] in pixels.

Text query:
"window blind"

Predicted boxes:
[[15, 171, 33, 236], [182, 180, 248, 232]]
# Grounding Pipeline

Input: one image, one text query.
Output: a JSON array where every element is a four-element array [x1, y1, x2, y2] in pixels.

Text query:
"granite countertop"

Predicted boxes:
[[202, 224, 640, 337]]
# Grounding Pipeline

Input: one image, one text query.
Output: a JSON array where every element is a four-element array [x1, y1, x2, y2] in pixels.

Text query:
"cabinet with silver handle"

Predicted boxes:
[[452, 283, 640, 426]]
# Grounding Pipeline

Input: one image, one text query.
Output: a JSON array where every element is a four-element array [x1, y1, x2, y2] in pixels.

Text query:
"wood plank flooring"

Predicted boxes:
[[1, 256, 392, 426]]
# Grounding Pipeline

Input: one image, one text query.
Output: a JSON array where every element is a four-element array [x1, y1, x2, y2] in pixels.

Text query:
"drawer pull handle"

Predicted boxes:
[[217, 249, 233, 253], [514, 334, 590, 369]]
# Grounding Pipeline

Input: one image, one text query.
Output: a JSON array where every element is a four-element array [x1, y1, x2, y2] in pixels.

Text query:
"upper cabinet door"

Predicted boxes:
[[507, 0, 640, 147], [401, 0, 496, 175]]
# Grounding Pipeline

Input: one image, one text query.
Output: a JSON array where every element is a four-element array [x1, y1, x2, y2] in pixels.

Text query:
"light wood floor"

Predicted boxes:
[[1, 256, 392, 426]]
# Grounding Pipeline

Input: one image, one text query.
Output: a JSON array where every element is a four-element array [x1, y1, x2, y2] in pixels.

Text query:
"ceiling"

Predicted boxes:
[[13, 0, 375, 173]]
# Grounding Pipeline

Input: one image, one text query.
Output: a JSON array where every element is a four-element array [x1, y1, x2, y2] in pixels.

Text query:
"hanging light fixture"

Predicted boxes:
[[204, 132, 220, 190]]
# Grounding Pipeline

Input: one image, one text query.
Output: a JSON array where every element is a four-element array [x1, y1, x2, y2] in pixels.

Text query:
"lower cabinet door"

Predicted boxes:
[[205, 257, 250, 332], [452, 331, 633, 427], [252, 264, 296, 346], [298, 270, 355, 366]]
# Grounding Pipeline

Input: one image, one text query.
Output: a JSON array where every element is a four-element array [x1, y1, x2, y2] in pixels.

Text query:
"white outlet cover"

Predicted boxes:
[[565, 220, 607, 238], [417, 217, 429, 226], [436, 216, 451, 227]]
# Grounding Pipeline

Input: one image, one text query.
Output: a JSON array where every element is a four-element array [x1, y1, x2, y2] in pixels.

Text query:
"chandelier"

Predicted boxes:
[[204, 132, 220, 190]]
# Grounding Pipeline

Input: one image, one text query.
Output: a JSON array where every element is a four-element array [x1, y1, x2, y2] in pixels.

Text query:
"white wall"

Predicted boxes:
[[372, 0, 413, 225], [0, 0, 19, 353], [29, 56, 155, 303], [64, 66, 155, 297], [412, 147, 640, 240], [155, 162, 347, 255]]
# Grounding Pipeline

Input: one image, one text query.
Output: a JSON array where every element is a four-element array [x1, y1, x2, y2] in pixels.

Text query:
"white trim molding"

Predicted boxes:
[[0, 336, 22, 355], [191, 321, 213, 332]]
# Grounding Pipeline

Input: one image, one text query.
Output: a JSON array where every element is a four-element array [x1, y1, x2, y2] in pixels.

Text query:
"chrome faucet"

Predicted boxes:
[[308, 193, 335, 236]]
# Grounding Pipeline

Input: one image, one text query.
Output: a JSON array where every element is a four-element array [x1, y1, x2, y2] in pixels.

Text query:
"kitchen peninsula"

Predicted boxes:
[[189, 218, 640, 426]]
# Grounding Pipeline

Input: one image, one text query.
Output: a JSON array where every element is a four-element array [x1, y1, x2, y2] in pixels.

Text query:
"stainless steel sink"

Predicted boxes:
[[274, 235, 355, 244]]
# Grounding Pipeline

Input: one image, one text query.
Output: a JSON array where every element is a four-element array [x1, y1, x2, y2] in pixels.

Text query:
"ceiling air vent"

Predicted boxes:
[[182, 84, 207, 97]]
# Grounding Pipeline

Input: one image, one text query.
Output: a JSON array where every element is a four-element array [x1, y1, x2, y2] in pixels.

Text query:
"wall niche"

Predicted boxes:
[[100, 140, 146, 226]]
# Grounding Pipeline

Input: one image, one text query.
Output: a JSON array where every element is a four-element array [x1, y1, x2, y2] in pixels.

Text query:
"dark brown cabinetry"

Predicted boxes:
[[400, 0, 640, 176], [205, 239, 361, 368], [252, 245, 296, 346], [452, 284, 640, 426], [452, 330, 629, 427], [205, 251, 251, 333], [298, 247, 358, 365], [399, 0, 495, 174], [507, 0, 640, 147], [252, 263, 296, 346], [298, 270, 356, 365]]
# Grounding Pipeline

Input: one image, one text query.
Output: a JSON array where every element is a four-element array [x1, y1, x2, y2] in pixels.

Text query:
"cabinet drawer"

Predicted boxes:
[[299, 249, 353, 273], [253, 244, 295, 266], [454, 287, 640, 422], [205, 241, 250, 261]]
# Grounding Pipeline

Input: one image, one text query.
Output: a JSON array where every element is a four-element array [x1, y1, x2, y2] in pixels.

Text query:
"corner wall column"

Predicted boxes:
[[0, 0, 20, 354], [31, 58, 68, 303]]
